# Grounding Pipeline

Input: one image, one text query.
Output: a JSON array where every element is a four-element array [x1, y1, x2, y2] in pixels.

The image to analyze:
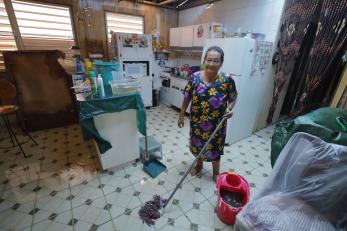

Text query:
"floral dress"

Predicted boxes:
[[183, 71, 237, 162]]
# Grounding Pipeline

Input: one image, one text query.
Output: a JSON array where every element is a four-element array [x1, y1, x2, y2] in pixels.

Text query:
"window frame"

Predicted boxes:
[[104, 11, 145, 60], [4, 0, 76, 52], [0, 0, 19, 70], [105, 11, 145, 36]]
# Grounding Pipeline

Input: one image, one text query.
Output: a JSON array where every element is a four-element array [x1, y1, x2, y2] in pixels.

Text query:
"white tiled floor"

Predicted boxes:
[[0, 105, 274, 231]]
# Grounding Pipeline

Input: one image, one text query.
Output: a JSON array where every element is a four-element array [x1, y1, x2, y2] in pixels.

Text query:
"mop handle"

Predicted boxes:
[[163, 101, 236, 210]]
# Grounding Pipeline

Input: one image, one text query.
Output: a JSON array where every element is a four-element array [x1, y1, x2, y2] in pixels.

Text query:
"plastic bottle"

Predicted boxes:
[[97, 74, 105, 98], [89, 71, 97, 96], [85, 60, 93, 72], [75, 57, 85, 74]]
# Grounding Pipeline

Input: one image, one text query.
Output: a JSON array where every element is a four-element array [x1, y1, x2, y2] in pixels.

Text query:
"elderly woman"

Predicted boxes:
[[178, 46, 237, 181]]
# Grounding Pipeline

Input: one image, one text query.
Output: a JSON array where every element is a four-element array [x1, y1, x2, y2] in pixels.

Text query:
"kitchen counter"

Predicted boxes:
[[158, 71, 192, 111], [170, 73, 190, 81], [161, 71, 190, 81], [76, 86, 146, 169]]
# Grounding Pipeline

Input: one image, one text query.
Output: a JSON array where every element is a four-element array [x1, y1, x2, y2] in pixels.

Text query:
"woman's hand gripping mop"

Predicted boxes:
[[139, 99, 237, 226]]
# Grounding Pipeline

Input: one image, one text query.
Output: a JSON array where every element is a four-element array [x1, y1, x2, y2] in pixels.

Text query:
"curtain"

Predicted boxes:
[[281, 22, 318, 115], [266, 0, 320, 124], [296, 0, 347, 114]]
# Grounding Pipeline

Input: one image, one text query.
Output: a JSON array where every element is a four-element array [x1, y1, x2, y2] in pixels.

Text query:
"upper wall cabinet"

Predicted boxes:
[[193, 24, 210, 47], [180, 26, 194, 47], [170, 23, 223, 48], [170, 27, 181, 47]]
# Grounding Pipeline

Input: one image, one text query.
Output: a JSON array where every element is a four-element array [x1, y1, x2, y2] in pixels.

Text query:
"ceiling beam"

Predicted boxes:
[[117, 0, 177, 9], [178, 0, 221, 10]]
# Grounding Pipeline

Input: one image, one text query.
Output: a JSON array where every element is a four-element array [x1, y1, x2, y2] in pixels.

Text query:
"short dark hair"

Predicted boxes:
[[204, 46, 224, 64]]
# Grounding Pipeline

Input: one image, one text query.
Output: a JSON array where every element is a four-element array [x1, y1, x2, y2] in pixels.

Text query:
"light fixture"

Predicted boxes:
[[206, 2, 214, 9], [176, 0, 189, 8]]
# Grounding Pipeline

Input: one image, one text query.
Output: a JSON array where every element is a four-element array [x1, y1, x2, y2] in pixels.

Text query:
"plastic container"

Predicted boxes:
[[216, 172, 250, 225], [85, 60, 93, 72], [97, 74, 105, 97], [89, 71, 97, 96], [94, 62, 119, 86], [109, 79, 140, 95], [75, 57, 85, 74], [152, 90, 159, 107]]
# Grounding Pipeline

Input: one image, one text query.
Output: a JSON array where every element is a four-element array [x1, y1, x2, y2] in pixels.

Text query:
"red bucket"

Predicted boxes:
[[215, 172, 250, 225]]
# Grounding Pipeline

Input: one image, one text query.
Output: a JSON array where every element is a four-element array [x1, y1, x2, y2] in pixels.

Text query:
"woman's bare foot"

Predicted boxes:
[[213, 174, 218, 182], [190, 158, 203, 176]]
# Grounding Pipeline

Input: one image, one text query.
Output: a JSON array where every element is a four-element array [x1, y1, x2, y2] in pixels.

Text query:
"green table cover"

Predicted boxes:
[[76, 88, 146, 154], [271, 107, 347, 167]]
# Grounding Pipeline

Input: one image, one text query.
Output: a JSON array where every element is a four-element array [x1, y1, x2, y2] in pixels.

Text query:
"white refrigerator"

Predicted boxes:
[[116, 33, 153, 107], [202, 38, 273, 144]]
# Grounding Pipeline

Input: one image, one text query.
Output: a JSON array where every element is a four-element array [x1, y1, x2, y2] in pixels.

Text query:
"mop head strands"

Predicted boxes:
[[138, 195, 167, 226]]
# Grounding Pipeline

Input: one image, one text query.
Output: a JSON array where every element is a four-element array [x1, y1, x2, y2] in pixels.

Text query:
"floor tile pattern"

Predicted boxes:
[[0, 105, 274, 230]]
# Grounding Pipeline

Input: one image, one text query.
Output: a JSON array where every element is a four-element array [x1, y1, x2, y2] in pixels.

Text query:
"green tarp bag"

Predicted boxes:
[[271, 107, 347, 167]]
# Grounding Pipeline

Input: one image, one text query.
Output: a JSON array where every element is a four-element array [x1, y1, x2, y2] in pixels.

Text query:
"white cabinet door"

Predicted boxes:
[[159, 87, 171, 106], [168, 77, 191, 113], [93, 110, 139, 169], [193, 24, 210, 47], [172, 78, 177, 108], [180, 26, 194, 47], [170, 77, 177, 106], [170, 28, 181, 47], [177, 78, 188, 112]]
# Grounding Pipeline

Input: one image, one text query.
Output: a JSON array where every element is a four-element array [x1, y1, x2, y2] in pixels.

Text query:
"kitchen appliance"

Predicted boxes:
[[111, 33, 153, 107], [202, 37, 273, 144], [123, 62, 152, 106]]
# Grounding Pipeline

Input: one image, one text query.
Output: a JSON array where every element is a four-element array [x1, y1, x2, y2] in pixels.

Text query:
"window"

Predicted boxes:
[[0, 0, 17, 69], [105, 12, 144, 40], [11, 0, 74, 56]]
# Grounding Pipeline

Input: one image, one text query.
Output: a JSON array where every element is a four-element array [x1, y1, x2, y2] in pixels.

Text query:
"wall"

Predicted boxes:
[[177, 56, 200, 67], [177, 0, 286, 129], [178, 0, 285, 42]]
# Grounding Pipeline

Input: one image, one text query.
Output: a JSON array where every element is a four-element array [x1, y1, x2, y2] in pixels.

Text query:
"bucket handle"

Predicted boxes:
[[217, 172, 243, 191], [216, 172, 229, 189]]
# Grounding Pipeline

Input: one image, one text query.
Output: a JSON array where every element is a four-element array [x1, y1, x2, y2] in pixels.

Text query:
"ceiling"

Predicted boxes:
[[154, 0, 192, 8], [140, 0, 218, 10]]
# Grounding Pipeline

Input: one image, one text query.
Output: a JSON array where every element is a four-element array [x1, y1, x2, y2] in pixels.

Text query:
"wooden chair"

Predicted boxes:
[[0, 79, 37, 157]]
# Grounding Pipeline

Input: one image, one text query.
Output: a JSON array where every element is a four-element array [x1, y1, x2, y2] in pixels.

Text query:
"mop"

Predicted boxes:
[[139, 101, 236, 226]]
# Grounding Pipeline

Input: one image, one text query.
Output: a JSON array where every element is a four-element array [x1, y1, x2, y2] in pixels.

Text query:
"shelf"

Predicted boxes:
[[154, 50, 171, 54], [154, 51, 170, 61], [169, 47, 203, 53]]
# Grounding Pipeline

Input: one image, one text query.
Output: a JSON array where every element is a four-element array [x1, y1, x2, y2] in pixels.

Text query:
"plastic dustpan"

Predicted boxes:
[[142, 134, 166, 178], [143, 156, 167, 178]]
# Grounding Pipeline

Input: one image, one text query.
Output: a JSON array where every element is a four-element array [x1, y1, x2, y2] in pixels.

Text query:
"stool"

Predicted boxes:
[[139, 136, 162, 159], [0, 79, 37, 158]]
